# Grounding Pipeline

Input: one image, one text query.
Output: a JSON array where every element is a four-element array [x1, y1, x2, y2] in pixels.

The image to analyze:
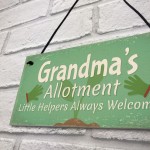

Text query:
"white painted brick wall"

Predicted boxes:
[[0, 0, 19, 11], [5, 7, 93, 54], [51, 0, 99, 14], [0, 138, 15, 150], [98, 0, 150, 33], [0, 52, 28, 87], [0, 0, 49, 31], [0, 0, 150, 150], [92, 129, 150, 142], [19, 140, 123, 150], [22, 0, 33, 2], [0, 32, 8, 53]]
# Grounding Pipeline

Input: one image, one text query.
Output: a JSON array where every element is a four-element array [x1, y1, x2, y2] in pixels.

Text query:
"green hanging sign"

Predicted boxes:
[[10, 32, 150, 129]]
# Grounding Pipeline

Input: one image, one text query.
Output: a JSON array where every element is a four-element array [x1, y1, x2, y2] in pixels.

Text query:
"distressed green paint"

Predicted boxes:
[[10, 32, 150, 129]]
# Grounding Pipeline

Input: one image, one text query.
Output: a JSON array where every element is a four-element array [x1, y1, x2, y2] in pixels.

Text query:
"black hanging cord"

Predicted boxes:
[[27, 0, 150, 65], [41, 0, 149, 54], [123, 0, 150, 28], [41, 0, 79, 54]]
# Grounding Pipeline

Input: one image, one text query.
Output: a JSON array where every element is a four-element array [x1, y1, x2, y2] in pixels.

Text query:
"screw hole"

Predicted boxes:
[[26, 61, 34, 66]]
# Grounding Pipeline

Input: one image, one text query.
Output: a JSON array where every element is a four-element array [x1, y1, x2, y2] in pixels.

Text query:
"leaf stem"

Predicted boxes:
[[74, 96, 84, 118], [144, 86, 150, 98], [26, 93, 29, 103]]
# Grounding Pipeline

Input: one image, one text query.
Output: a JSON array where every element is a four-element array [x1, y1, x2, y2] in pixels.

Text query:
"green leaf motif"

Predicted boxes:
[[124, 75, 149, 97], [27, 85, 43, 103], [61, 80, 74, 102], [87, 65, 104, 87]]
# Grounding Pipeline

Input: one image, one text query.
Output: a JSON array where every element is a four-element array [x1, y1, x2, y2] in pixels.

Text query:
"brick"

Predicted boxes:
[[0, 88, 85, 135], [0, 52, 27, 87], [20, 141, 91, 150], [0, 0, 19, 11], [19, 140, 122, 150], [0, 32, 8, 53], [5, 7, 92, 54], [92, 129, 150, 142], [0, 88, 18, 131], [0, 0, 49, 31], [0, 138, 15, 150], [98, 0, 150, 33], [51, 0, 98, 14]]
